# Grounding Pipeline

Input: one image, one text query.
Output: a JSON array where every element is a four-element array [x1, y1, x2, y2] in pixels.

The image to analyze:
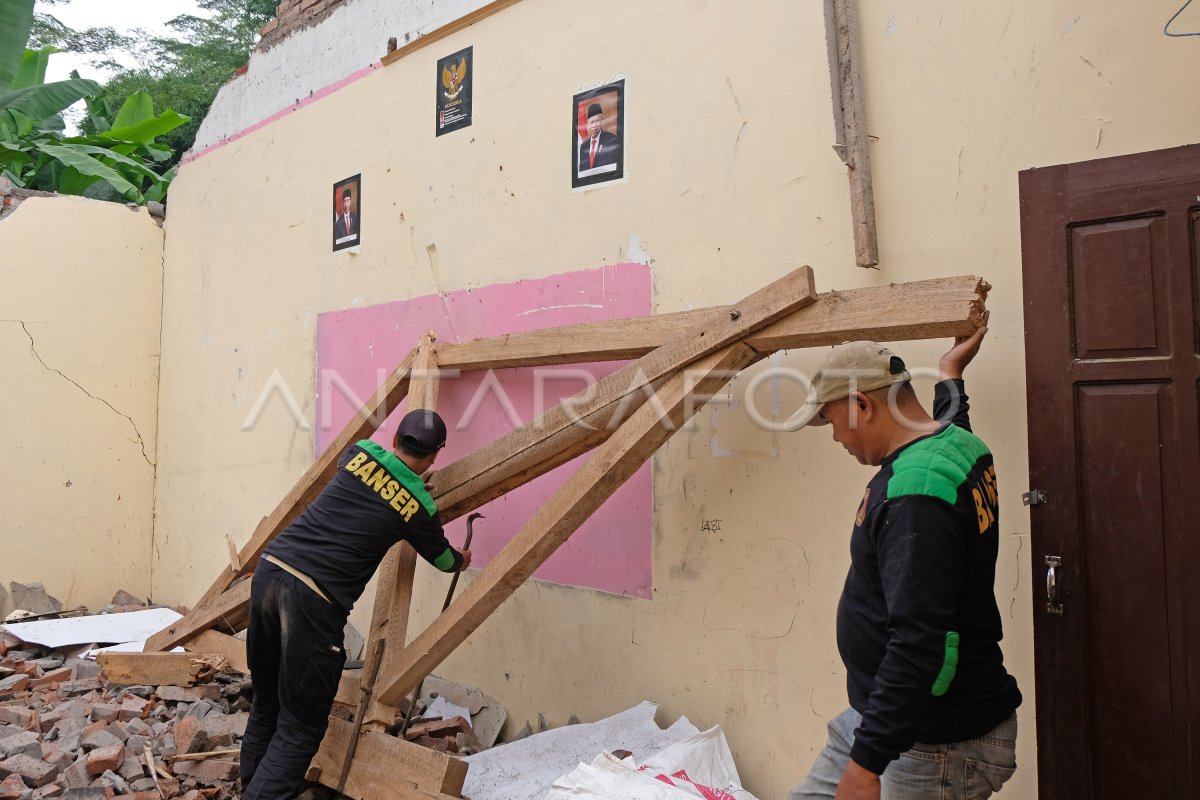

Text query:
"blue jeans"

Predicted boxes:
[[789, 707, 1017, 800]]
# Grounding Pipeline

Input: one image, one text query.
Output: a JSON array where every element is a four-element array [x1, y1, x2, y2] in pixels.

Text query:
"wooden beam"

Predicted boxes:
[[96, 652, 230, 686], [380, 0, 523, 67], [378, 342, 758, 707], [436, 276, 988, 370], [312, 716, 468, 800], [145, 577, 252, 653], [429, 266, 816, 506], [427, 276, 986, 523], [185, 630, 249, 674], [145, 350, 418, 653], [361, 332, 439, 728], [829, 0, 879, 268]]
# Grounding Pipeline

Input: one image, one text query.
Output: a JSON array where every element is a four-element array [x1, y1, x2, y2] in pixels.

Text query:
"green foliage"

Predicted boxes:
[[0, 0, 187, 204], [79, 0, 278, 165]]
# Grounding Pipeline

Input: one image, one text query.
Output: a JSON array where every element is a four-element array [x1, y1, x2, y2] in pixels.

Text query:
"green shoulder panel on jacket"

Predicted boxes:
[[356, 440, 438, 515], [887, 425, 990, 504]]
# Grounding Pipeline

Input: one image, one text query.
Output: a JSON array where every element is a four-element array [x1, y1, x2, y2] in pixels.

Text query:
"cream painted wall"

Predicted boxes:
[[0, 196, 162, 613], [153, 0, 1200, 797]]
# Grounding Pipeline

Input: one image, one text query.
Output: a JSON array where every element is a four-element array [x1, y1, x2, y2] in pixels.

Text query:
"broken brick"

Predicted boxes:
[[172, 759, 238, 784], [116, 698, 148, 722], [28, 670, 70, 692], [87, 706, 118, 725], [38, 745, 72, 773], [77, 724, 120, 753], [116, 754, 143, 782], [59, 757, 89, 790], [171, 718, 204, 755], [0, 710, 32, 730], [0, 733, 40, 760], [0, 753, 58, 787], [0, 774, 26, 800], [153, 687, 200, 704], [84, 744, 123, 776], [0, 677, 29, 699], [61, 788, 107, 800], [55, 680, 99, 698], [197, 712, 245, 740]]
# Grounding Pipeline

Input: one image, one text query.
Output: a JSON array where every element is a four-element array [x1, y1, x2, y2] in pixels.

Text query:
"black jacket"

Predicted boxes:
[[265, 440, 462, 615], [839, 380, 1021, 774]]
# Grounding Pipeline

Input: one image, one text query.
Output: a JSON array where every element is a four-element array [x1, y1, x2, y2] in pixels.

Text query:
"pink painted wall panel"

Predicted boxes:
[[315, 263, 653, 598]]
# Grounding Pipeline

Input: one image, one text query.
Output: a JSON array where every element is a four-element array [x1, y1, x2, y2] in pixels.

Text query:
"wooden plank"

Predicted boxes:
[[312, 716, 468, 799], [185, 630, 249, 675], [428, 266, 816, 506], [362, 332, 439, 728], [96, 652, 229, 686], [436, 276, 988, 370], [377, 342, 758, 707], [745, 276, 988, 352], [428, 276, 987, 523], [145, 577, 252, 653], [145, 349, 418, 652], [225, 534, 241, 572], [830, 0, 879, 268], [406, 331, 440, 410], [380, 0, 523, 67]]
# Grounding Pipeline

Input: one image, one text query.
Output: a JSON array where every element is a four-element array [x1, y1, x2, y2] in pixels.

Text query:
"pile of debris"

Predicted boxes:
[[329, 674, 507, 757], [0, 594, 249, 800]]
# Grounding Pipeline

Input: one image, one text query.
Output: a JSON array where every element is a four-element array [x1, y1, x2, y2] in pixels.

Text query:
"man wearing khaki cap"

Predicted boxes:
[[789, 325, 1022, 800]]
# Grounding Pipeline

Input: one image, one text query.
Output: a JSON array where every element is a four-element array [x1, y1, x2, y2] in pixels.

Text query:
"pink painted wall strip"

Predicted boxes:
[[316, 263, 654, 597], [180, 62, 382, 166]]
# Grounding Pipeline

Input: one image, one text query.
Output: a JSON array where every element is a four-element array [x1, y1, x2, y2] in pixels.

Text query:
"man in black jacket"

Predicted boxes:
[[239, 410, 471, 800], [789, 324, 1021, 800]]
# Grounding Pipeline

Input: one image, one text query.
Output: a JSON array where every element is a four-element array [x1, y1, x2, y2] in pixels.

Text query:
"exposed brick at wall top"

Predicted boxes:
[[258, 0, 349, 51]]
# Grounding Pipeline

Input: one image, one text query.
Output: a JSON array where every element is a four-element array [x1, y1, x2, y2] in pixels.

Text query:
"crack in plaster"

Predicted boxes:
[[5, 319, 154, 466]]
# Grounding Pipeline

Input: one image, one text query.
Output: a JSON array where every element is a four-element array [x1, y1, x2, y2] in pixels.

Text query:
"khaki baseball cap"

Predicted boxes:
[[787, 341, 911, 429]]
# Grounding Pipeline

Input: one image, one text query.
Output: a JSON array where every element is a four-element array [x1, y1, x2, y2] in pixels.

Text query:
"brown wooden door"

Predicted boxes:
[[1019, 144, 1200, 800]]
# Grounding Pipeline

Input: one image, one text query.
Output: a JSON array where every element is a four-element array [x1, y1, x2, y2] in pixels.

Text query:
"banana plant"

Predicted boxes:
[[0, 0, 186, 203]]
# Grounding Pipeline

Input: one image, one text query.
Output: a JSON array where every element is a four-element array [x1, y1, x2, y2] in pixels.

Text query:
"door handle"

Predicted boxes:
[[1045, 555, 1063, 616]]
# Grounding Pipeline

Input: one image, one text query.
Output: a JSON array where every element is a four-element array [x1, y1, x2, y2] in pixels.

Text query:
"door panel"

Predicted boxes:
[[1070, 216, 1167, 358], [1076, 383, 1173, 798], [1020, 144, 1200, 800]]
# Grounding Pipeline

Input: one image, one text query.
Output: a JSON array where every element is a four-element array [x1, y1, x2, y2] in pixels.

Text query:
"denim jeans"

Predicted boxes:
[[240, 559, 347, 800], [789, 707, 1018, 800]]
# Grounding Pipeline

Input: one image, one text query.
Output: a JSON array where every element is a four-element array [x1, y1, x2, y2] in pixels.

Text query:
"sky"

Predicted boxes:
[[39, 0, 207, 84]]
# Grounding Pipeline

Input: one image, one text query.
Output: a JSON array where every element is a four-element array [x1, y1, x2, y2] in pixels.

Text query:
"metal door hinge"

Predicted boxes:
[[1023, 489, 1047, 506]]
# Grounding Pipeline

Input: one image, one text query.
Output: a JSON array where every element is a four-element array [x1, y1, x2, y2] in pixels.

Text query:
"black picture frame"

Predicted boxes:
[[332, 174, 361, 252], [436, 46, 474, 136], [571, 79, 625, 189]]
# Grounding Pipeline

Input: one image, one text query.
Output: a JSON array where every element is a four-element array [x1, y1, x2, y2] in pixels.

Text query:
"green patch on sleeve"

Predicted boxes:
[[433, 547, 457, 572], [887, 425, 990, 504], [356, 440, 438, 515], [931, 631, 960, 697]]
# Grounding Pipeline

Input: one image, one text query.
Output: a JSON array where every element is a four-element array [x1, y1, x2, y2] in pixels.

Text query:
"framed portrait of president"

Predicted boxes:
[[332, 174, 361, 252], [572, 80, 625, 189]]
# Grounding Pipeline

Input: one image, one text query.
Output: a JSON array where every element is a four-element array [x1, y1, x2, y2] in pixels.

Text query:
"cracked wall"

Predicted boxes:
[[0, 195, 163, 612]]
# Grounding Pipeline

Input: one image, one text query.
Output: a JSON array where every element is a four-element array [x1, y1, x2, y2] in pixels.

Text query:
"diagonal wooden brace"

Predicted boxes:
[[377, 342, 759, 707], [428, 266, 817, 505]]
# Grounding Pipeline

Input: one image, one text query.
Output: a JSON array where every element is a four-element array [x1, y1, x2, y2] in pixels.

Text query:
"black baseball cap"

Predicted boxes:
[[394, 410, 447, 455]]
